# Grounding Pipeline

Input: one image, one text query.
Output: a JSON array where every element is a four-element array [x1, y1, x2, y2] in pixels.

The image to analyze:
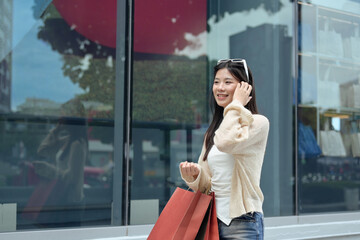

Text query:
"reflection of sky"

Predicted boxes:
[[12, 0, 35, 48], [332, 118, 340, 131], [168, 0, 295, 60], [207, 0, 293, 61], [180, 0, 360, 60], [11, 0, 84, 111]]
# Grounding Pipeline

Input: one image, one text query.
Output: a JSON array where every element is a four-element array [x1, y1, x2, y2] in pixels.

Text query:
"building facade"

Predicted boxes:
[[1, 0, 360, 239], [0, 0, 12, 114]]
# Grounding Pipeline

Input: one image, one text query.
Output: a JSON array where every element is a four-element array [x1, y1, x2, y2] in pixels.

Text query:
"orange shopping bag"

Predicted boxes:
[[148, 187, 219, 240]]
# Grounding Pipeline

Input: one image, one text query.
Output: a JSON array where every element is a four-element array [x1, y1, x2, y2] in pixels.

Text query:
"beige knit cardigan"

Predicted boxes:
[[181, 99, 269, 218]]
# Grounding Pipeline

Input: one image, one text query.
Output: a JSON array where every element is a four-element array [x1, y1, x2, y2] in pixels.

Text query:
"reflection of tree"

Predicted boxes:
[[37, 4, 208, 125], [62, 55, 115, 116], [37, 4, 116, 120], [37, 17, 115, 58], [133, 60, 207, 123], [33, 4, 116, 147]]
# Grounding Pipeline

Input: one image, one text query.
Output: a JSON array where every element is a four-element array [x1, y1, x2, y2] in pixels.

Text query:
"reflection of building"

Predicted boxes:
[[0, 0, 12, 60], [16, 98, 62, 116], [1, 1, 360, 239], [0, 0, 12, 113], [16, 98, 113, 117], [88, 140, 113, 168], [230, 24, 293, 215]]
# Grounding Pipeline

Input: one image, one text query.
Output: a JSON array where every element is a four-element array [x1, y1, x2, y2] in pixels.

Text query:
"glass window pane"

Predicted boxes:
[[0, 0, 122, 230], [130, 0, 208, 225], [208, 0, 295, 217], [298, 1, 360, 213], [131, 0, 295, 225]]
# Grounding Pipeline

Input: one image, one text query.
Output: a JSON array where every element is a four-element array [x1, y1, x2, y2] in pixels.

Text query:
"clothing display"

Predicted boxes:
[[320, 130, 346, 157], [342, 37, 352, 59], [351, 133, 360, 157], [347, 84, 360, 109], [351, 30, 360, 61], [298, 122, 322, 158], [318, 80, 341, 108], [318, 18, 343, 57], [318, 28, 343, 57]]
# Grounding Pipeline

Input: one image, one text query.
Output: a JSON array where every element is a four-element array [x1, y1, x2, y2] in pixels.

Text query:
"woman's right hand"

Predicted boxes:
[[180, 161, 200, 179], [233, 82, 252, 106], [33, 161, 55, 179]]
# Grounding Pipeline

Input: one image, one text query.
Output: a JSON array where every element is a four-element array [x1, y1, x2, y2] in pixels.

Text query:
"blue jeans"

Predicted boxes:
[[218, 212, 264, 240]]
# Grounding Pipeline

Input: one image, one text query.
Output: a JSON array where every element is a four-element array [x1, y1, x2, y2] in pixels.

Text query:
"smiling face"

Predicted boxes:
[[212, 68, 239, 108]]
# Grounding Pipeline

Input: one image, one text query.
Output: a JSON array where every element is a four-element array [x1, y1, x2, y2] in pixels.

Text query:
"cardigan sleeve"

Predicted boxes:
[[179, 143, 212, 194], [214, 100, 269, 155]]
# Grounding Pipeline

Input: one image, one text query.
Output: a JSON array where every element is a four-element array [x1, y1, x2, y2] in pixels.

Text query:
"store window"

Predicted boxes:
[[129, 0, 295, 225], [298, 0, 360, 213], [207, 0, 295, 217], [129, 0, 208, 225], [0, 0, 123, 230]]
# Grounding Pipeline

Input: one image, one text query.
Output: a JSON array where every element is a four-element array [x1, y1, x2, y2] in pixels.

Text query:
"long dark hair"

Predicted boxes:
[[58, 117, 88, 161], [203, 60, 258, 161]]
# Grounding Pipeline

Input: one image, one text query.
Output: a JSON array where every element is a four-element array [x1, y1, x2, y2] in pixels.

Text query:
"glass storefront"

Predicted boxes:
[[0, 0, 121, 229], [129, 0, 208, 226], [0, 0, 359, 235], [298, 0, 360, 214], [129, 0, 295, 224]]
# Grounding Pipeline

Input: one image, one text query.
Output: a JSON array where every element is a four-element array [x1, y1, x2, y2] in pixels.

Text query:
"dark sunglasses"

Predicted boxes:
[[217, 58, 249, 81]]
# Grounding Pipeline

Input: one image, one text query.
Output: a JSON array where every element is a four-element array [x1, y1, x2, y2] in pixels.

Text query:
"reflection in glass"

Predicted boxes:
[[207, 0, 295, 217], [22, 100, 88, 227], [130, 59, 208, 224], [130, 0, 208, 225], [130, 0, 295, 225], [298, 1, 360, 213], [0, 1, 117, 230]]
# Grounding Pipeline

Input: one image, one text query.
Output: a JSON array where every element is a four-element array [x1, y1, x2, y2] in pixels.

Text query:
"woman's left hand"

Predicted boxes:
[[233, 82, 252, 106], [180, 161, 200, 179], [33, 161, 56, 179]]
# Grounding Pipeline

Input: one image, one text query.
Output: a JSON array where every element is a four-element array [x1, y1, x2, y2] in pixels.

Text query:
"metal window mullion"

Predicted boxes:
[[294, 1, 299, 217], [124, 0, 134, 226], [113, 0, 133, 226]]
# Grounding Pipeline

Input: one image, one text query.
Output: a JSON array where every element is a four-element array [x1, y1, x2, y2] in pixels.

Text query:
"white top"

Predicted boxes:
[[207, 145, 234, 226]]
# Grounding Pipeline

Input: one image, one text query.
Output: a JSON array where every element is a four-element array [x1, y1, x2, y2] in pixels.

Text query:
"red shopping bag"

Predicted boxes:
[[194, 192, 219, 240], [204, 192, 219, 240], [148, 188, 219, 240], [22, 179, 58, 220]]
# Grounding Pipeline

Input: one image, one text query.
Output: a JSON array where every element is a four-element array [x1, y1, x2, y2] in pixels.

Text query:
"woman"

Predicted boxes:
[[180, 59, 269, 239], [33, 99, 88, 227]]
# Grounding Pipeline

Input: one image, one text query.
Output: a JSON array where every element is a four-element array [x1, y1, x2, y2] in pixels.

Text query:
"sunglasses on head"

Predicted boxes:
[[217, 58, 249, 81]]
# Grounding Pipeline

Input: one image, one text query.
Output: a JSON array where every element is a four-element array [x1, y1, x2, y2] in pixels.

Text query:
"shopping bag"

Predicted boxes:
[[179, 192, 219, 240], [22, 179, 58, 220], [204, 192, 219, 240], [351, 133, 360, 157], [148, 187, 219, 240]]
